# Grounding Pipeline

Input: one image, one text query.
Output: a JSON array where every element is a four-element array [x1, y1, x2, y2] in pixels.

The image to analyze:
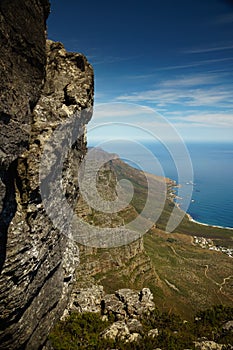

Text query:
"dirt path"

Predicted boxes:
[[169, 246, 233, 301], [204, 265, 233, 301]]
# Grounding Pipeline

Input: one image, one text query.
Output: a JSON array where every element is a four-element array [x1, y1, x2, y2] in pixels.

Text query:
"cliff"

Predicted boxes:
[[0, 1, 94, 349]]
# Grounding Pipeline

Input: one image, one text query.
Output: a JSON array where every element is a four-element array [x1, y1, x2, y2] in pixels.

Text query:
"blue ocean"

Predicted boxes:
[[89, 141, 233, 229]]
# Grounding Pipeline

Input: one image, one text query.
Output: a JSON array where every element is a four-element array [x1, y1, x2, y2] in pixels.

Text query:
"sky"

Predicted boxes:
[[48, 0, 233, 143]]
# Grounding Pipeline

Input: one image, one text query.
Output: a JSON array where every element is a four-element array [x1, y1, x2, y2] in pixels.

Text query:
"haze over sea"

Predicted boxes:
[[90, 141, 233, 229]]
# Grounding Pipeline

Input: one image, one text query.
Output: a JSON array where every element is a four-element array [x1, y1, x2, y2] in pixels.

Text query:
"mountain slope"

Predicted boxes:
[[75, 148, 233, 318]]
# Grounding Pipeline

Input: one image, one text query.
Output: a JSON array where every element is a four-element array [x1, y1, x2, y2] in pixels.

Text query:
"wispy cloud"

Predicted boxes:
[[158, 74, 218, 87], [168, 112, 233, 127], [115, 73, 233, 113], [185, 44, 233, 54], [116, 87, 233, 108], [157, 57, 233, 71]]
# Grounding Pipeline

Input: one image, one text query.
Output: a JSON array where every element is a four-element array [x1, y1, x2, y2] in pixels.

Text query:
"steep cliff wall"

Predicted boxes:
[[0, 2, 94, 349]]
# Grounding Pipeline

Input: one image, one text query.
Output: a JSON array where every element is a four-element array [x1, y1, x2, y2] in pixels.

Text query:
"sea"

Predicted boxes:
[[88, 141, 233, 229]]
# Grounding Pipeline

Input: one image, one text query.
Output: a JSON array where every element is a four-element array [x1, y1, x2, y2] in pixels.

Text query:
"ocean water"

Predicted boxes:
[[89, 141, 233, 228], [183, 143, 233, 229]]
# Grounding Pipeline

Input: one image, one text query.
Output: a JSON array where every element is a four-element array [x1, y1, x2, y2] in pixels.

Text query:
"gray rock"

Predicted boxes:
[[148, 328, 159, 338], [125, 332, 142, 343], [194, 340, 224, 350], [222, 320, 233, 332], [127, 318, 144, 334], [71, 285, 105, 313], [0, 4, 94, 350], [139, 287, 154, 303], [101, 321, 142, 343], [101, 321, 130, 341], [102, 293, 127, 320], [101, 287, 155, 320], [116, 288, 155, 317], [0, 0, 50, 169]]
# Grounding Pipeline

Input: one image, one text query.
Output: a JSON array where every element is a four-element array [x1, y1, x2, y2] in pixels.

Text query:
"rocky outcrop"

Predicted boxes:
[[68, 284, 155, 344], [100, 320, 143, 343], [69, 284, 155, 321], [103, 287, 155, 322], [0, 2, 94, 349], [222, 321, 233, 332], [70, 284, 105, 314], [194, 341, 224, 350]]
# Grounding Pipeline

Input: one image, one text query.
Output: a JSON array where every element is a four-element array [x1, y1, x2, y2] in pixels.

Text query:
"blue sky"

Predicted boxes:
[[48, 0, 233, 143]]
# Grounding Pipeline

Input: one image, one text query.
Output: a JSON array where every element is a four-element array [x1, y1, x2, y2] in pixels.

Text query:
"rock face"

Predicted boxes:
[[100, 288, 154, 343], [0, 0, 50, 168], [0, 0, 50, 274], [0, 2, 94, 349], [68, 284, 155, 344], [69, 285, 155, 321]]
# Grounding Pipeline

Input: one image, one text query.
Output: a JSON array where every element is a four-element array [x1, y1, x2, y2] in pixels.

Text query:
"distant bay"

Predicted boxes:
[[180, 142, 233, 229], [89, 141, 233, 229]]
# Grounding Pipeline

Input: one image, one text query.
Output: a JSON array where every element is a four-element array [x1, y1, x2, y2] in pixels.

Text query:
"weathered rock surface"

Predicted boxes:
[[100, 320, 143, 343], [148, 328, 159, 338], [68, 284, 155, 321], [194, 341, 224, 350], [101, 320, 130, 341], [0, 2, 94, 349], [0, 0, 50, 168], [70, 284, 105, 313], [68, 284, 155, 343], [0, 0, 50, 273], [222, 320, 233, 332]]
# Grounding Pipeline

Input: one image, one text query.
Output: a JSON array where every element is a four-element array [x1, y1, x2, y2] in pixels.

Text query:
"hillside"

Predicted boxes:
[[75, 148, 233, 319]]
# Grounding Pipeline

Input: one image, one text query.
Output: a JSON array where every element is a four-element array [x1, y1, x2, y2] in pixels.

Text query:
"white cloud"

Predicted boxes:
[[115, 72, 233, 110], [174, 112, 233, 127], [185, 44, 233, 54], [91, 103, 153, 120], [156, 57, 233, 71], [116, 88, 233, 108], [158, 74, 218, 87]]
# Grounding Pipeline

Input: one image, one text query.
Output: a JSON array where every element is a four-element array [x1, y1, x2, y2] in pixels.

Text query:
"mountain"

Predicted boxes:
[[75, 148, 233, 318], [0, 1, 232, 349]]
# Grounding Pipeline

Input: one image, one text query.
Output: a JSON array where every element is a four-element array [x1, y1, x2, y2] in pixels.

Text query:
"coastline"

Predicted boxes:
[[172, 184, 233, 231], [185, 211, 233, 231], [88, 147, 233, 232]]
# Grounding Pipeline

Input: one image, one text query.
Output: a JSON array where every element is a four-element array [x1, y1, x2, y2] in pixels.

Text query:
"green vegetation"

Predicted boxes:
[[77, 155, 233, 247], [74, 149, 233, 347], [112, 158, 233, 248], [194, 305, 233, 344], [49, 306, 233, 350], [76, 154, 233, 318]]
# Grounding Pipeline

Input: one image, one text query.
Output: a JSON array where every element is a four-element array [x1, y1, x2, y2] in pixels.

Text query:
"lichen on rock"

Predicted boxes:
[[0, 2, 94, 349]]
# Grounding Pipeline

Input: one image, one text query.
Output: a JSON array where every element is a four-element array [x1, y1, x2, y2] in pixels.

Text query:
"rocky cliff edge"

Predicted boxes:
[[0, 1, 94, 349]]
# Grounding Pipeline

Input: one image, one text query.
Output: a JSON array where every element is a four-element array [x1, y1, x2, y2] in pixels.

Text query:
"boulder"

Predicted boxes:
[[101, 321, 130, 341], [194, 340, 224, 350], [125, 332, 142, 343], [102, 293, 126, 320], [71, 285, 104, 313], [148, 328, 159, 338], [222, 320, 233, 332], [127, 318, 144, 334], [114, 287, 155, 318]]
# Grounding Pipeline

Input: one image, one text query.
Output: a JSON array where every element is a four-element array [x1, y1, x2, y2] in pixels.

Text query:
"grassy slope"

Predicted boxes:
[[76, 153, 233, 318]]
